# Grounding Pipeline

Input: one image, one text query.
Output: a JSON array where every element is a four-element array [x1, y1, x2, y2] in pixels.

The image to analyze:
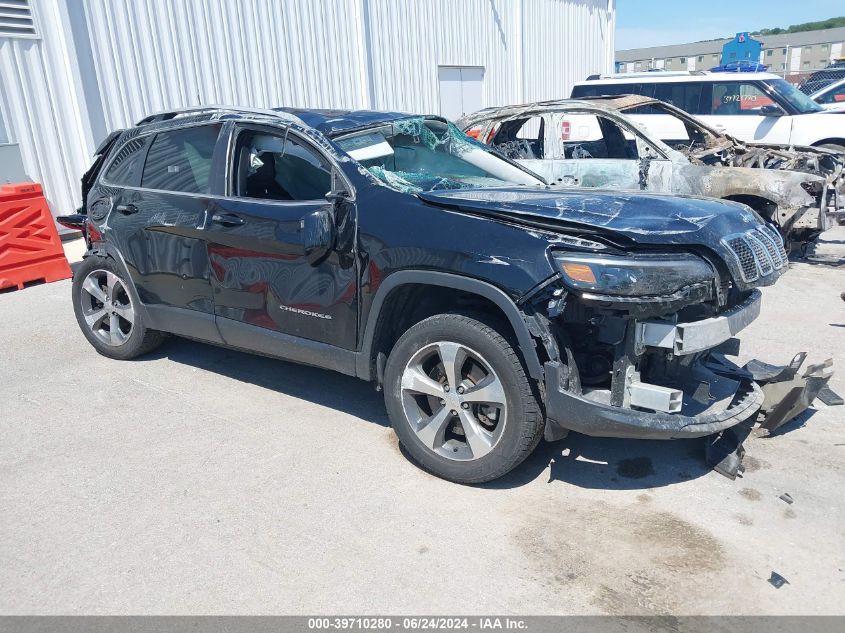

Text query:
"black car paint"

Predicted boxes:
[[77, 108, 780, 441]]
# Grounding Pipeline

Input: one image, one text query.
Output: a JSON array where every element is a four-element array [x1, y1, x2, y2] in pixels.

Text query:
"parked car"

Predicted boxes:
[[571, 71, 845, 151], [799, 66, 845, 96], [59, 106, 824, 483], [811, 77, 845, 110], [459, 95, 844, 245]]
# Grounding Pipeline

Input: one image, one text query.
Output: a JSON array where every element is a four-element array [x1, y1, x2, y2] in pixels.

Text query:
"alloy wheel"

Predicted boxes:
[[79, 269, 135, 347], [400, 341, 508, 461]]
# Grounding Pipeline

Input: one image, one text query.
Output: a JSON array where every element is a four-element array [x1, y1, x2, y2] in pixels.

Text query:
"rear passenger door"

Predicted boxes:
[[701, 81, 793, 143], [203, 123, 358, 350], [102, 123, 224, 340]]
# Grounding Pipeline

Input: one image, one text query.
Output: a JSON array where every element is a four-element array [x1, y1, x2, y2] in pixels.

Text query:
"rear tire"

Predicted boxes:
[[72, 255, 165, 360], [384, 313, 544, 484]]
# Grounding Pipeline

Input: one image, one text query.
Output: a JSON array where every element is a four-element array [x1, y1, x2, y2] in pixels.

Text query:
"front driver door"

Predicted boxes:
[[544, 112, 650, 190], [203, 123, 358, 351], [703, 80, 793, 144]]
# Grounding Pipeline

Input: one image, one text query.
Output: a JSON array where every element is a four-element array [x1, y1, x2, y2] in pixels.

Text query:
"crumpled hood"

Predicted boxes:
[[418, 187, 762, 245], [419, 187, 784, 290]]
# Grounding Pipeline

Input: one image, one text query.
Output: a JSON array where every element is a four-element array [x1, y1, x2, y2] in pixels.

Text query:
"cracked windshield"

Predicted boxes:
[[335, 118, 543, 193]]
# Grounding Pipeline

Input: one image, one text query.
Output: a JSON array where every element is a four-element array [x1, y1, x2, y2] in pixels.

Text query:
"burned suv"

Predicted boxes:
[[60, 106, 825, 484]]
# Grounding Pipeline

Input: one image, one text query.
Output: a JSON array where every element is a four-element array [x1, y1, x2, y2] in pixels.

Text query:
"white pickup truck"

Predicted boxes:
[[572, 71, 845, 152]]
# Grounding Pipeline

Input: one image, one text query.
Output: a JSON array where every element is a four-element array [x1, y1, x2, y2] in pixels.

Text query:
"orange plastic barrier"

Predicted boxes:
[[0, 183, 72, 291]]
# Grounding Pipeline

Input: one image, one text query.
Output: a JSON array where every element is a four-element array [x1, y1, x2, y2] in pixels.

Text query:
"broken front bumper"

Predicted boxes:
[[542, 289, 833, 441], [543, 359, 764, 441], [636, 290, 761, 356]]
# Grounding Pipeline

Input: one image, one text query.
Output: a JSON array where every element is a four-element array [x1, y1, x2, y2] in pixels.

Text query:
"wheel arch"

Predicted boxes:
[[356, 271, 544, 383], [811, 138, 845, 150], [80, 242, 152, 324], [721, 194, 778, 222]]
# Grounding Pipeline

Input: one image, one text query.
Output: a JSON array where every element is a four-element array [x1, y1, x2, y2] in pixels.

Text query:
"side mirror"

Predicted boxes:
[[760, 105, 783, 117], [302, 208, 335, 265]]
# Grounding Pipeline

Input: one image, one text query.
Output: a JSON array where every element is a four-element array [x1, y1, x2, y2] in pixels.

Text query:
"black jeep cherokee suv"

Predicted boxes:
[[62, 106, 789, 483]]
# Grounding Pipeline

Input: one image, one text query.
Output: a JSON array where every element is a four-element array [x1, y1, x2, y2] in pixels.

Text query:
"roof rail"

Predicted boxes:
[[135, 105, 304, 127], [586, 70, 708, 80]]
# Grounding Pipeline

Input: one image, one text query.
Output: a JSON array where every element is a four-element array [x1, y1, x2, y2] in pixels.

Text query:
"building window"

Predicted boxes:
[[766, 50, 773, 57], [680, 57, 686, 64], [782, 48, 787, 54], [0, 0, 37, 38], [804, 45, 812, 51], [803, 60, 810, 67], [698, 55, 703, 62], [821, 43, 829, 49]]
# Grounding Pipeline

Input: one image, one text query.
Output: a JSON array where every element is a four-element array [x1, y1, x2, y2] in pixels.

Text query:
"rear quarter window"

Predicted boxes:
[[141, 124, 222, 194], [102, 137, 146, 186]]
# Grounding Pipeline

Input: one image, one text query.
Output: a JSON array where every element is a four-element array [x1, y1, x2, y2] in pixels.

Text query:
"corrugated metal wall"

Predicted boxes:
[[0, 0, 613, 220], [0, 1, 94, 219]]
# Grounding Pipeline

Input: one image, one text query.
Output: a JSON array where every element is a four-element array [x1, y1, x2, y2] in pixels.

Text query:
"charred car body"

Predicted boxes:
[[59, 106, 831, 484], [459, 95, 845, 246]]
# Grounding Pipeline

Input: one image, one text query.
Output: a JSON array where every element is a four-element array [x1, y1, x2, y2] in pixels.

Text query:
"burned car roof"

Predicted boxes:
[[273, 107, 415, 137]]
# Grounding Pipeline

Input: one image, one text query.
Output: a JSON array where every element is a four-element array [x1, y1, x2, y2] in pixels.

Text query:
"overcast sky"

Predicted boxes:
[[616, 0, 844, 50]]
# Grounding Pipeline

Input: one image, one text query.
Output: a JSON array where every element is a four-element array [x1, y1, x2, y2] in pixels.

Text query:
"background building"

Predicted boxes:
[[0, 0, 616, 226], [720, 32, 763, 66], [615, 26, 845, 77]]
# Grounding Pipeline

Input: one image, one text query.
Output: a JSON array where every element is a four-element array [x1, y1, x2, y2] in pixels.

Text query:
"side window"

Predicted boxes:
[[141, 124, 221, 193], [559, 114, 637, 160], [235, 129, 332, 201], [103, 137, 146, 186], [491, 116, 545, 159], [818, 84, 845, 104], [654, 83, 704, 114], [709, 82, 777, 115]]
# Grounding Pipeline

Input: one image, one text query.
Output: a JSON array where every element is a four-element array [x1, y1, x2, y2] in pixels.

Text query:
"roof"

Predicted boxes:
[[133, 105, 420, 138], [617, 40, 727, 63], [617, 26, 845, 62], [457, 96, 661, 128], [274, 107, 415, 137], [575, 71, 784, 85]]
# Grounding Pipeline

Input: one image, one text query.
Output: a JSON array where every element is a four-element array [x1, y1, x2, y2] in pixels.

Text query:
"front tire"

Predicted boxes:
[[384, 313, 544, 484], [72, 255, 165, 360]]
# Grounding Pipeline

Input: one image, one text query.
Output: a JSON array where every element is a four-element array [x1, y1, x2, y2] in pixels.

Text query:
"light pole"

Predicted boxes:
[[784, 44, 790, 79]]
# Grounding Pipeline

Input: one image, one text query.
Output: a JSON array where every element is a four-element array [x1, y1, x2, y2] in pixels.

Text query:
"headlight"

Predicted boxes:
[[552, 252, 716, 297]]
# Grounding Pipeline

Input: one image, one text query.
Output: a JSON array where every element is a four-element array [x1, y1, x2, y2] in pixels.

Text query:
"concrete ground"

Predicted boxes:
[[0, 231, 843, 615]]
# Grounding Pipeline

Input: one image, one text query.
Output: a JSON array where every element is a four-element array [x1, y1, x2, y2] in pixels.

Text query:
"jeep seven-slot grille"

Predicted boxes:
[[722, 227, 787, 283]]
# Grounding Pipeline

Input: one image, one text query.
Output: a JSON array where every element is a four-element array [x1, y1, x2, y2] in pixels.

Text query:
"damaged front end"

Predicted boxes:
[[524, 228, 835, 478], [686, 139, 845, 240]]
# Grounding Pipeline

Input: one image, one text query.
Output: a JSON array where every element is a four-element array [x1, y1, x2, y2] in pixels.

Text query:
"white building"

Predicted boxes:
[[0, 0, 615, 223]]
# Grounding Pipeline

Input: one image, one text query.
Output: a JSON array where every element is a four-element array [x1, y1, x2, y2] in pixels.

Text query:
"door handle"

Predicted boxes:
[[211, 213, 245, 227], [115, 203, 138, 215]]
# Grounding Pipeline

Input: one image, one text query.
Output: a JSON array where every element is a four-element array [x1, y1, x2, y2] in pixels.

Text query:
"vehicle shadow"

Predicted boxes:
[[481, 433, 713, 491], [144, 336, 391, 428], [146, 337, 722, 491]]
